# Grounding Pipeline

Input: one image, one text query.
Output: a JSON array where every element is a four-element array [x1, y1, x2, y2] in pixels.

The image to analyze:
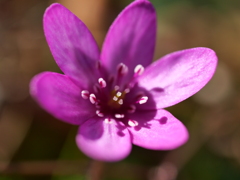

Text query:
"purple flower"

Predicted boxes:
[[30, 0, 217, 161]]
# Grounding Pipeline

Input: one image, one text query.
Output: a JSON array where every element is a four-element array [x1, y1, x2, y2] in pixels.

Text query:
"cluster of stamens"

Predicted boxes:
[[81, 62, 148, 127]]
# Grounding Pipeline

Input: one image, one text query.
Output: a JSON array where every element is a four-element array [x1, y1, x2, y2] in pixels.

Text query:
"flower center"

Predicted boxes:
[[108, 88, 127, 109], [81, 62, 147, 127]]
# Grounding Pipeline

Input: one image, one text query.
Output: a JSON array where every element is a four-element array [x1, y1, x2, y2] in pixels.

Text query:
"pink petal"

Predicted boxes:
[[76, 118, 132, 162], [101, 0, 156, 81], [30, 72, 95, 125], [128, 109, 189, 150], [44, 3, 100, 88], [137, 47, 218, 109]]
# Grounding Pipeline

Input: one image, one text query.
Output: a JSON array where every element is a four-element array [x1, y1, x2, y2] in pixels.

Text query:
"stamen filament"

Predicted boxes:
[[127, 105, 136, 113]]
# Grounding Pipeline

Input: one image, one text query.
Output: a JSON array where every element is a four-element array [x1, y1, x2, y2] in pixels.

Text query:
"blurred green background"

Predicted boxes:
[[0, 0, 240, 179]]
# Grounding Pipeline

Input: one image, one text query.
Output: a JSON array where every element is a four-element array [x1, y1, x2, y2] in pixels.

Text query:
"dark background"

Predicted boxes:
[[0, 0, 240, 179]]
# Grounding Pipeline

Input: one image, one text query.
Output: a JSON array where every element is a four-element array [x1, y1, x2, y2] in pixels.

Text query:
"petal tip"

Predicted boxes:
[[76, 120, 132, 162], [29, 72, 48, 97], [190, 47, 218, 63], [43, 3, 63, 19], [129, 109, 189, 151], [45, 3, 63, 12], [164, 125, 189, 150], [76, 136, 131, 162], [128, 0, 155, 12]]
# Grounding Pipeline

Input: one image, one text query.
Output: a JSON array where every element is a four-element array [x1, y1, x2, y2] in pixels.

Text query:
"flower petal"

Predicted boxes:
[[30, 72, 95, 125], [76, 118, 132, 162], [101, 0, 156, 79], [128, 109, 188, 150], [44, 3, 100, 88], [137, 47, 218, 109]]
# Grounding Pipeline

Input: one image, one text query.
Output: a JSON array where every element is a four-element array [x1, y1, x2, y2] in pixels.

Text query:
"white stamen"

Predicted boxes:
[[89, 94, 97, 104], [113, 96, 118, 101], [138, 96, 148, 104], [115, 114, 125, 118], [81, 90, 89, 99], [116, 92, 122, 97], [128, 120, 138, 127], [98, 78, 107, 88], [124, 88, 130, 93], [96, 110, 104, 117], [117, 63, 128, 76], [118, 99, 123, 105], [104, 118, 112, 124], [114, 85, 120, 91], [127, 105, 136, 113], [134, 64, 144, 76]]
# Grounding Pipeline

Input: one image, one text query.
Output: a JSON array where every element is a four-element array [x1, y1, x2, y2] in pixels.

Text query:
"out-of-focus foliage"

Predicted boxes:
[[1, 0, 240, 179]]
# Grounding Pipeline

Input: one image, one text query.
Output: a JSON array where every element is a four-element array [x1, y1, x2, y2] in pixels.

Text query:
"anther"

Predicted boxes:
[[81, 90, 90, 99], [116, 92, 122, 97], [138, 96, 148, 104], [127, 105, 136, 113], [117, 63, 128, 76], [128, 120, 139, 127], [124, 88, 130, 93], [96, 110, 104, 117], [134, 64, 144, 76], [98, 78, 107, 88], [89, 94, 97, 104], [114, 85, 120, 91], [115, 114, 125, 118], [104, 118, 112, 124], [113, 96, 118, 101], [118, 99, 123, 105]]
